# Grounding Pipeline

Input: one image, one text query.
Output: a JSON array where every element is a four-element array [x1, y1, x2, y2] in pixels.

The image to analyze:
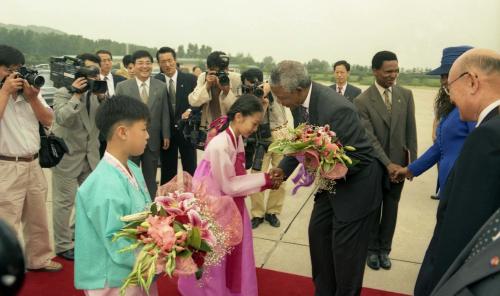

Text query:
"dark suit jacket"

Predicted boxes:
[[431, 208, 500, 296], [329, 83, 362, 102], [354, 84, 418, 167], [154, 71, 197, 130], [115, 78, 171, 151], [112, 74, 126, 88], [415, 107, 500, 296], [278, 82, 382, 222]]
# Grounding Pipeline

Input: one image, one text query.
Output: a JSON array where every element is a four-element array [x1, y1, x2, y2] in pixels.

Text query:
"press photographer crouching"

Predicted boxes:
[[0, 44, 61, 272], [242, 68, 289, 229], [50, 53, 106, 261], [188, 51, 241, 146]]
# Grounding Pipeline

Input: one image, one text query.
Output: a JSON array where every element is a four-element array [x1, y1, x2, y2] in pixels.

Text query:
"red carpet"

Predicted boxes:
[[19, 258, 409, 296]]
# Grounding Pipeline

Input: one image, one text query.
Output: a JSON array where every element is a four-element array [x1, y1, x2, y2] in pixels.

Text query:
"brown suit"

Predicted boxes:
[[354, 83, 417, 255]]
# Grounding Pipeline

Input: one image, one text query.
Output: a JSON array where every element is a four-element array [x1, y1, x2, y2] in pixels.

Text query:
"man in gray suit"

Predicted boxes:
[[52, 53, 104, 261], [354, 51, 417, 271], [115, 50, 170, 199], [431, 208, 500, 296], [329, 60, 362, 102]]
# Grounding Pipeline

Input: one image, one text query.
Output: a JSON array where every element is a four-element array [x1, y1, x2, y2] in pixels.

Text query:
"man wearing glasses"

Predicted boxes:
[[415, 48, 500, 296], [0, 45, 61, 272], [115, 50, 171, 199]]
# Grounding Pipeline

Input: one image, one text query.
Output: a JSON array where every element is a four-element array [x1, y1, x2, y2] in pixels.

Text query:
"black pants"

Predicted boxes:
[[160, 130, 197, 185], [309, 195, 377, 296], [130, 146, 159, 200], [368, 181, 405, 255]]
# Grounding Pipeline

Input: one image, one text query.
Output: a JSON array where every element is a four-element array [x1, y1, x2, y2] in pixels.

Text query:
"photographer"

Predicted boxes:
[[0, 45, 61, 272], [188, 51, 241, 129], [242, 68, 289, 229], [51, 53, 104, 261]]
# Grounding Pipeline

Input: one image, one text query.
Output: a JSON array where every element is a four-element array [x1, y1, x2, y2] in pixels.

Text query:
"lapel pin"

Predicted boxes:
[[490, 256, 499, 267]]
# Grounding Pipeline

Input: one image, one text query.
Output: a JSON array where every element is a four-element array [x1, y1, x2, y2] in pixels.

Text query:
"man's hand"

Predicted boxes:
[[205, 71, 218, 89], [181, 109, 192, 120], [22, 80, 41, 101], [387, 163, 404, 183], [269, 168, 285, 190], [0, 73, 24, 95], [162, 138, 170, 150], [71, 77, 87, 99], [394, 167, 414, 181]]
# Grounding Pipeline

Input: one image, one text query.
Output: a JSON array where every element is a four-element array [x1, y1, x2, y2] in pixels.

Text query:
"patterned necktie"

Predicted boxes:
[[383, 88, 391, 113], [104, 76, 110, 98], [337, 86, 342, 95], [466, 210, 500, 262], [168, 78, 176, 111], [298, 105, 309, 123], [140, 82, 148, 103]]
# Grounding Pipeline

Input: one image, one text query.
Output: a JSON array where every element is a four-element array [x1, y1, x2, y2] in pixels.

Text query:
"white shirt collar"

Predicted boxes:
[[301, 83, 313, 109], [103, 151, 139, 189], [101, 73, 113, 80], [135, 77, 150, 89], [164, 70, 178, 83], [476, 99, 500, 127], [375, 80, 392, 94]]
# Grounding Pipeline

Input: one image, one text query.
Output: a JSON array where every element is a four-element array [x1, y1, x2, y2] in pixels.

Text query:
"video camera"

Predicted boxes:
[[245, 118, 273, 171], [0, 66, 45, 89], [242, 79, 264, 98], [178, 108, 207, 150], [49, 56, 107, 94]]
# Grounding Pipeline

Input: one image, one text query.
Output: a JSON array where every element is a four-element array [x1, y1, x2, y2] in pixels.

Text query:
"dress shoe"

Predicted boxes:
[[251, 217, 264, 229], [28, 260, 63, 272], [57, 248, 74, 261], [366, 254, 380, 270], [265, 213, 281, 228], [430, 194, 439, 200], [379, 253, 392, 270]]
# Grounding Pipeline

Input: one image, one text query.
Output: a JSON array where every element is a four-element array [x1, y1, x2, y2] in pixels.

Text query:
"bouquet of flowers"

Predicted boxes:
[[113, 173, 241, 295], [269, 123, 357, 193]]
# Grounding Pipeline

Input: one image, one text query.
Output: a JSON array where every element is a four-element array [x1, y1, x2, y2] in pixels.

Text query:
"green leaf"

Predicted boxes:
[[173, 221, 186, 233], [199, 240, 212, 252], [188, 227, 202, 249], [150, 203, 158, 215], [178, 249, 193, 258], [195, 268, 204, 280]]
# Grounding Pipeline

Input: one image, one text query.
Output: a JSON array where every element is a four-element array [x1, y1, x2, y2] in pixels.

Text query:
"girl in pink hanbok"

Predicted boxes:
[[178, 94, 274, 296]]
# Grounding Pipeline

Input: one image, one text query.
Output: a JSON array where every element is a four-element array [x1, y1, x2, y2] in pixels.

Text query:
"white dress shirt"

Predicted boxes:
[[476, 99, 500, 127], [0, 93, 50, 156], [374, 81, 392, 105], [101, 73, 115, 96], [164, 70, 178, 94], [335, 83, 347, 96], [135, 77, 151, 97], [302, 83, 313, 110]]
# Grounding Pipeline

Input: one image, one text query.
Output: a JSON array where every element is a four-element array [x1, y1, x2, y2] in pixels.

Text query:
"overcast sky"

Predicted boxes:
[[3, 0, 499, 68]]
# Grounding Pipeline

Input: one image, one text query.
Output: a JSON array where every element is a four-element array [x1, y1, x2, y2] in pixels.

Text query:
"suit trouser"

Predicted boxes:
[[131, 146, 159, 199], [368, 181, 405, 255], [250, 151, 286, 218], [0, 158, 53, 269], [309, 192, 377, 296], [52, 160, 91, 253], [160, 130, 197, 185]]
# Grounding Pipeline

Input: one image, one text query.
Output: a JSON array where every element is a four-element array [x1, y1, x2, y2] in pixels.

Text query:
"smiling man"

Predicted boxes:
[[354, 50, 417, 272]]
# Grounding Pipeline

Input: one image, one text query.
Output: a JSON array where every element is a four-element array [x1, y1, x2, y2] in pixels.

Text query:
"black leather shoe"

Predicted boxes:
[[430, 194, 439, 200], [57, 248, 74, 261], [251, 217, 264, 229], [265, 213, 281, 227], [366, 254, 380, 270], [379, 253, 392, 270]]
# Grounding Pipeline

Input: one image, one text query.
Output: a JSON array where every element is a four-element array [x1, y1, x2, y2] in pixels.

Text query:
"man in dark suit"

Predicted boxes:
[[115, 50, 171, 199], [154, 47, 197, 184], [96, 49, 126, 157], [269, 61, 384, 296], [329, 60, 362, 102], [431, 208, 500, 296], [354, 51, 417, 271], [414, 48, 500, 296]]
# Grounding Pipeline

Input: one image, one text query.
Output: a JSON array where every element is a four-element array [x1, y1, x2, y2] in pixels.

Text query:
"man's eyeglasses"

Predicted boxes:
[[442, 72, 469, 96]]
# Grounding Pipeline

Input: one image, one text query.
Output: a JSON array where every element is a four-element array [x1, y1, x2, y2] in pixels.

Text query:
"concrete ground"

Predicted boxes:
[[41, 86, 439, 295]]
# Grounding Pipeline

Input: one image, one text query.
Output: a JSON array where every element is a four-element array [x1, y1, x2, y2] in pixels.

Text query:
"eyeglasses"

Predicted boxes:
[[442, 72, 469, 96]]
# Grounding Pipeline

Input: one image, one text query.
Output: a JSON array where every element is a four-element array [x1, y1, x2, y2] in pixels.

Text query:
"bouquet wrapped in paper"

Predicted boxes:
[[269, 123, 358, 193], [113, 173, 242, 295]]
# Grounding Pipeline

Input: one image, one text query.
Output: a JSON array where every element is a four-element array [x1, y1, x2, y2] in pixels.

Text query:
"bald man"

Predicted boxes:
[[414, 49, 500, 296]]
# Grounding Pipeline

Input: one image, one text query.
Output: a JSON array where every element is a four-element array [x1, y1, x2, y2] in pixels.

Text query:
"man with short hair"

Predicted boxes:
[[115, 50, 171, 198], [188, 51, 241, 129], [154, 47, 197, 184], [51, 53, 104, 261], [0, 44, 61, 272], [354, 50, 417, 271], [329, 60, 361, 102], [415, 48, 500, 296]]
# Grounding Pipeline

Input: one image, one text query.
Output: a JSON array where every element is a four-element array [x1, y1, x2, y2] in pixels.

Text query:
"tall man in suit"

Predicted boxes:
[[270, 61, 384, 296], [354, 51, 417, 271], [115, 50, 171, 199], [52, 53, 104, 260], [154, 47, 197, 184], [414, 48, 500, 296], [96, 50, 126, 157], [329, 60, 362, 102]]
